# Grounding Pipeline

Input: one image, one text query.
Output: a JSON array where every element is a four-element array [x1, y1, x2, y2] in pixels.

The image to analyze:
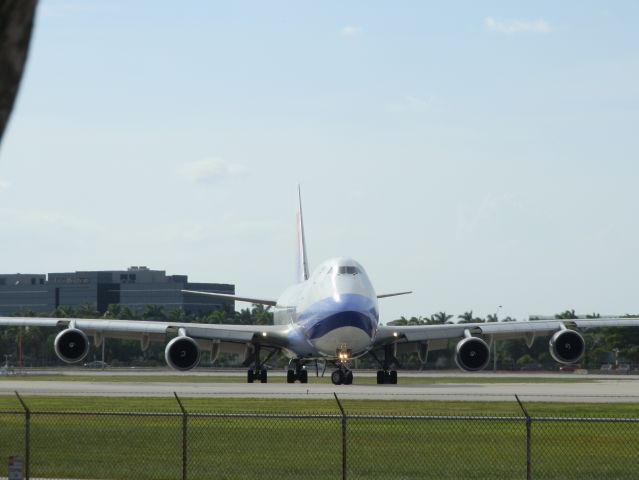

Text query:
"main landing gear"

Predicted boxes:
[[246, 343, 277, 384], [247, 369, 268, 384], [331, 365, 353, 385], [371, 344, 400, 384], [376, 369, 397, 385], [287, 360, 308, 384]]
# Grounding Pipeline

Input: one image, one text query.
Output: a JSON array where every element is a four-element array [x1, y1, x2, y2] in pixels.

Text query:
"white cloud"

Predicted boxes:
[[484, 17, 552, 34], [341, 25, 363, 37], [388, 95, 434, 114], [178, 157, 248, 184]]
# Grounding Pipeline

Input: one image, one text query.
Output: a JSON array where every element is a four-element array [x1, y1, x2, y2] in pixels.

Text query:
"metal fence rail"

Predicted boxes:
[[1, 393, 638, 480]]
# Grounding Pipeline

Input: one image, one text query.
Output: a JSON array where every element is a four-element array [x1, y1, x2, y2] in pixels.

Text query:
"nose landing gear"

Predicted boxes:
[[331, 366, 353, 385], [331, 348, 354, 385]]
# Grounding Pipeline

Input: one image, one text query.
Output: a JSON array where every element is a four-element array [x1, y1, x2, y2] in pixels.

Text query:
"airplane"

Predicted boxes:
[[2, 188, 639, 385]]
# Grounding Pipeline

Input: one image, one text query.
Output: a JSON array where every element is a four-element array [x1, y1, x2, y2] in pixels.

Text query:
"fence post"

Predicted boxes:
[[174, 392, 188, 480], [15, 391, 30, 480], [334, 393, 347, 480], [515, 395, 532, 480]]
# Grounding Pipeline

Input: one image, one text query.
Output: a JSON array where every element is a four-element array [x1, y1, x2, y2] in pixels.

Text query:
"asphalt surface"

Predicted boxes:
[[2, 369, 639, 402]]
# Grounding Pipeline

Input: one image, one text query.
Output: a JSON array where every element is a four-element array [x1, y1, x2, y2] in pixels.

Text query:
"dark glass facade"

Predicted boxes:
[[0, 267, 234, 316]]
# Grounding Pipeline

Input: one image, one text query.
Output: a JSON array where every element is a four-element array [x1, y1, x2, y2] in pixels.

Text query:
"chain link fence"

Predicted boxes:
[[1, 393, 638, 480]]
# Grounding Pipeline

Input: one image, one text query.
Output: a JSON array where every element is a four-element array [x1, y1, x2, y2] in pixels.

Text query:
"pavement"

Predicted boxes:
[[2, 369, 639, 402]]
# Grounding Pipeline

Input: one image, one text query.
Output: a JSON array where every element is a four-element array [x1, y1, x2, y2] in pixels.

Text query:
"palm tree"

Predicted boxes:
[[204, 310, 228, 324], [118, 306, 138, 320], [53, 305, 74, 318], [251, 304, 274, 325], [103, 304, 122, 319], [142, 304, 166, 321], [457, 311, 475, 323], [77, 303, 100, 318], [556, 309, 578, 319], [168, 309, 187, 322], [486, 313, 498, 323], [430, 312, 453, 324]]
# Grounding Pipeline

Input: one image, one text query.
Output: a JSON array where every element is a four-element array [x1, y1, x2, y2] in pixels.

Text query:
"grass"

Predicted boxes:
[[1, 395, 639, 417], [1, 396, 639, 479]]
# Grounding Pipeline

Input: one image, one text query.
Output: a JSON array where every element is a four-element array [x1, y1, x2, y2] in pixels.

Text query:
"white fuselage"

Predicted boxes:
[[273, 257, 379, 360]]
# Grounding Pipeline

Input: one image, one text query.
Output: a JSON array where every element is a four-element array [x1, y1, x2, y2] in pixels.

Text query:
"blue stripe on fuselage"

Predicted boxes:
[[307, 311, 375, 339], [298, 294, 378, 340]]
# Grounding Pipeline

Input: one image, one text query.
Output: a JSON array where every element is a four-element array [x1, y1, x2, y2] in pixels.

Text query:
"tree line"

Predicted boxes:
[[1, 305, 638, 370]]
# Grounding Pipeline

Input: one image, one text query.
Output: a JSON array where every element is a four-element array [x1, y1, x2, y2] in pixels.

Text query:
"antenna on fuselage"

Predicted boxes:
[[296, 185, 310, 283]]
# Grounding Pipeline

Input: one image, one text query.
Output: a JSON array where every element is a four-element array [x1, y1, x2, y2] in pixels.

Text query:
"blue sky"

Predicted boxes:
[[1, 1, 638, 322]]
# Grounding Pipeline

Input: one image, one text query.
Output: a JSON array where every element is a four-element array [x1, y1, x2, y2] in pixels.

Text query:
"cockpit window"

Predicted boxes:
[[338, 266, 359, 275]]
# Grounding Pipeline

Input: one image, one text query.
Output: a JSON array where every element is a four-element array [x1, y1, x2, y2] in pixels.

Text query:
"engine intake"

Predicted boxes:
[[455, 336, 490, 372], [54, 328, 90, 363], [165, 336, 200, 371], [549, 329, 585, 364]]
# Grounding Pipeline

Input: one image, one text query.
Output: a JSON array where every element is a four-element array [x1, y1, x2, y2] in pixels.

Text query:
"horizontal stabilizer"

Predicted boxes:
[[377, 291, 412, 299], [181, 290, 277, 307]]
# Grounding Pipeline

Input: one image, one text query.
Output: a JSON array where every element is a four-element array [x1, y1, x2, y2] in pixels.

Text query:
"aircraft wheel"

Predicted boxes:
[[390, 370, 397, 384], [287, 369, 295, 383], [344, 370, 353, 385], [247, 370, 254, 383], [376, 370, 384, 384], [331, 369, 344, 385], [260, 369, 268, 383], [300, 370, 308, 384]]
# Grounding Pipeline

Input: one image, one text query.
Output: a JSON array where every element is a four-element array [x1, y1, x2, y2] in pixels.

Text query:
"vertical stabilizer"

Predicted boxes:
[[296, 185, 310, 283]]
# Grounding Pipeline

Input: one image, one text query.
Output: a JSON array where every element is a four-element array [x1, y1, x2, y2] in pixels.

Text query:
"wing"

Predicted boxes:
[[374, 317, 639, 371], [376, 317, 639, 346], [181, 290, 277, 307], [0, 316, 290, 348], [377, 291, 412, 299]]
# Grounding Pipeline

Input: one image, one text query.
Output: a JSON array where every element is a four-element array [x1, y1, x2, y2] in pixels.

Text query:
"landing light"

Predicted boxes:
[[393, 332, 398, 337], [261, 332, 267, 337]]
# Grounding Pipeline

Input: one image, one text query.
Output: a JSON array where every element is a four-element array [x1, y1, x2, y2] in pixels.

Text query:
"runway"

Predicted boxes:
[[2, 370, 639, 402]]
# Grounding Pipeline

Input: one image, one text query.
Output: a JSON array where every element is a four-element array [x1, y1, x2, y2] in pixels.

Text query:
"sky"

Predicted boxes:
[[1, 1, 638, 323]]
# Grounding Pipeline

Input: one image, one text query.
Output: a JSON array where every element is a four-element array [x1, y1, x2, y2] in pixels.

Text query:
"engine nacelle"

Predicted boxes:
[[54, 328, 90, 363], [455, 336, 490, 372], [165, 336, 200, 371], [549, 329, 585, 364]]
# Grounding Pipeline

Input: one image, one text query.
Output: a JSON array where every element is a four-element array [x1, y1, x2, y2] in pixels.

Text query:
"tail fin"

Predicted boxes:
[[296, 185, 310, 283]]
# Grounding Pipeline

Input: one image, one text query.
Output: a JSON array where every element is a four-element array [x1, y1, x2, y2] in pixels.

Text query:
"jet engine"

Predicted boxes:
[[549, 329, 585, 364], [54, 328, 90, 363], [455, 336, 490, 372], [165, 335, 200, 371]]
